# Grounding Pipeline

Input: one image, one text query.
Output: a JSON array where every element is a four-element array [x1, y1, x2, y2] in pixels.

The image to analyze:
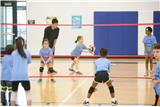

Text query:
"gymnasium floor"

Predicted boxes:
[[0, 58, 157, 106]]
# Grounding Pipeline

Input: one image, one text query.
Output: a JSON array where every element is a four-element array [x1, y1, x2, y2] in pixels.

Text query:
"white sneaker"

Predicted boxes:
[[144, 72, 149, 77], [150, 71, 154, 77]]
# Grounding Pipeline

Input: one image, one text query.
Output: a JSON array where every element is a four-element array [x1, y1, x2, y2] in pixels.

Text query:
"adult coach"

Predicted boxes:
[[43, 18, 60, 73]]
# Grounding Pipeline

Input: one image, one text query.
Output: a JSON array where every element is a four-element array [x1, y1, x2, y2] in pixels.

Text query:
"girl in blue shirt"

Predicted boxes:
[[69, 36, 94, 75], [38, 39, 56, 83], [152, 44, 160, 106], [142, 27, 157, 77], [11, 37, 32, 106], [83, 47, 118, 106]]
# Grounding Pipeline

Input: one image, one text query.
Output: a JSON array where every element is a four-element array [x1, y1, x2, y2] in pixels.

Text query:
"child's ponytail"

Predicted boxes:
[[75, 35, 83, 43], [15, 37, 27, 59]]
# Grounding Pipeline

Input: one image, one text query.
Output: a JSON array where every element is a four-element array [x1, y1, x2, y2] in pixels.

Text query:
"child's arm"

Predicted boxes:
[[149, 44, 155, 54], [81, 49, 94, 55], [152, 79, 160, 85], [144, 43, 149, 53], [46, 56, 52, 63], [40, 56, 46, 63]]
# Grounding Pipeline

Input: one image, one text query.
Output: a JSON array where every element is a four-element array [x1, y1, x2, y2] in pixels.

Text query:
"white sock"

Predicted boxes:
[[86, 98, 90, 102], [70, 68, 73, 70], [76, 70, 79, 72], [112, 98, 115, 102]]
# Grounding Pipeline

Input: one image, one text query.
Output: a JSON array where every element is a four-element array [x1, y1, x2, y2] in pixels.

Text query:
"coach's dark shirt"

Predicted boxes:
[[43, 26, 60, 47]]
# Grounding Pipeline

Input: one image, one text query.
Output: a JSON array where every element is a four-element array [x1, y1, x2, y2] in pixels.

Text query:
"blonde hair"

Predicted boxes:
[[75, 35, 83, 43]]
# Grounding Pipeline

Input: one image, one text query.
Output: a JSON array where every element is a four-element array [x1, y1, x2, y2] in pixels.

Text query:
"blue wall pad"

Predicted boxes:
[[94, 11, 138, 55], [154, 11, 160, 44]]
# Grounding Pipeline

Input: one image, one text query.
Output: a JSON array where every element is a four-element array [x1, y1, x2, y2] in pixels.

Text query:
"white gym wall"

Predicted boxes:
[[26, 1, 159, 55]]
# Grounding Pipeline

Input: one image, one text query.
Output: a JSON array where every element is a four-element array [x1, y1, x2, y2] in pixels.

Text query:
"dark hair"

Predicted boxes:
[[154, 44, 160, 49], [42, 39, 50, 45], [5, 45, 14, 55], [75, 35, 83, 43], [99, 47, 108, 57], [146, 26, 152, 33], [15, 37, 27, 59], [52, 18, 58, 24]]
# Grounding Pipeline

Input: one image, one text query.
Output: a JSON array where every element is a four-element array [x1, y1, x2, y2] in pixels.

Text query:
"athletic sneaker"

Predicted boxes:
[[47, 70, 50, 74], [150, 71, 154, 77], [69, 68, 75, 72], [51, 78, 56, 83], [53, 69, 57, 74], [2, 103, 7, 106], [76, 71, 83, 75], [83, 101, 89, 106], [144, 72, 149, 77], [111, 101, 118, 106], [38, 78, 42, 83]]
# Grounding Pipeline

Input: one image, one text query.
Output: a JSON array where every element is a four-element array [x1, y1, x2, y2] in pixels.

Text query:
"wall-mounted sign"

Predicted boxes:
[[72, 15, 82, 29], [28, 20, 35, 24], [45, 15, 58, 24]]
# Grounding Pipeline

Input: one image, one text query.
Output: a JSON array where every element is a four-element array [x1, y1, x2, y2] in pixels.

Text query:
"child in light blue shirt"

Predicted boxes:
[[69, 35, 94, 75], [38, 39, 56, 83], [152, 44, 160, 106], [142, 27, 157, 77], [1, 45, 14, 106], [83, 47, 118, 106], [11, 37, 32, 106]]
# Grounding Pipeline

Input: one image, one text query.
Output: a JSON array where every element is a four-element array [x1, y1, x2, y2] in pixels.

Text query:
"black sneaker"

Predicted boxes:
[[53, 69, 57, 74], [47, 70, 50, 74], [38, 78, 42, 83], [111, 101, 118, 106], [83, 101, 89, 106], [76, 71, 83, 75], [15, 104, 19, 106], [2, 103, 7, 106]]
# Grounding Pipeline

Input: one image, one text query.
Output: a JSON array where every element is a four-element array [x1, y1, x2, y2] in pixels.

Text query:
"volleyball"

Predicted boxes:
[[88, 45, 96, 52]]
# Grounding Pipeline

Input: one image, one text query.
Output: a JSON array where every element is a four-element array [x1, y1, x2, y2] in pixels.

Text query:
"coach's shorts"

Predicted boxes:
[[94, 71, 110, 83]]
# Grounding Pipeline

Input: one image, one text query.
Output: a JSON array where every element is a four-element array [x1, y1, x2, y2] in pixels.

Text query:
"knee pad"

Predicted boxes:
[[109, 86, 114, 93], [39, 67, 44, 72], [26, 92, 32, 101], [88, 87, 95, 94], [11, 92, 17, 101], [49, 67, 54, 73]]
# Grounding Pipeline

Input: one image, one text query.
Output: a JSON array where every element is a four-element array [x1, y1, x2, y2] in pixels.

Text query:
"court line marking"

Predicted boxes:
[[58, 71, 94, 106]]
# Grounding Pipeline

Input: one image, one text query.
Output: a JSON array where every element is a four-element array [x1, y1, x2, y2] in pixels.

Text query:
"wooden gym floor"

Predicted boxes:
[[0, 58, 157, 106]]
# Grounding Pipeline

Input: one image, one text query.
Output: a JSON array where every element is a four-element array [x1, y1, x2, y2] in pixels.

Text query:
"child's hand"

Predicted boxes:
[[148, 51, 152, 54], [91, 52, 94, 55], [152, 80, 158, 85], [44, 61, 47, 64]]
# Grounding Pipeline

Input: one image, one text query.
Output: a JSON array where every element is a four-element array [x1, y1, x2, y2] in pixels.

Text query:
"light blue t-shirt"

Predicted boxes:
[[11, 48, 31, 81], [153, 62, 160, 95], [142, 35, 157, 54], [39, 47, 52, 63], [95, 58, 111, 73], [1, 55, 12, 81], [71, 43, 88, 58]]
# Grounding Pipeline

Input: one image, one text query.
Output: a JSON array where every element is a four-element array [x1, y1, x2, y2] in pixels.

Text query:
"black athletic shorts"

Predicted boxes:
[[94, 71, 110, 83], [12, 81, 30, 91], [71, 57, 77, 60]]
